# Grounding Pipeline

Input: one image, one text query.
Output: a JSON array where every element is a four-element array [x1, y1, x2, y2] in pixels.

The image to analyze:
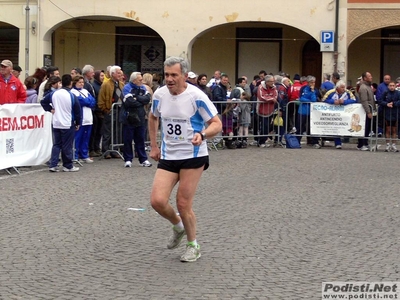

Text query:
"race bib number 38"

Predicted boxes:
[[162, 117, 189, 141]]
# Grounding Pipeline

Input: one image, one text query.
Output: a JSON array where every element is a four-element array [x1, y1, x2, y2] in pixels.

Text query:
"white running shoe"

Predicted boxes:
[[167, 227, 186, 249], [139, 160, 152, 167], [63, 166, 79, 172], [124, 161, 132, 168], [180, 244, 201, 262], [81, 158, 94, 163]]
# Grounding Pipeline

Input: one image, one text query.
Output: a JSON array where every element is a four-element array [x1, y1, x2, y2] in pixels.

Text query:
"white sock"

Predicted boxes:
[[187, 239, 198, 247], [173, 220, 184, 232]]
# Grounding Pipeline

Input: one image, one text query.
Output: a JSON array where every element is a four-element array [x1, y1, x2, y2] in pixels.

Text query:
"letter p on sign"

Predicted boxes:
[[320, 31, 334, 52]]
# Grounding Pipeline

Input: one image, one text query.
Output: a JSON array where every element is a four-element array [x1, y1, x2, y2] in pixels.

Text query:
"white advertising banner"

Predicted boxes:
[[310, 103, 366, 136], [0, 104, 52, 170]]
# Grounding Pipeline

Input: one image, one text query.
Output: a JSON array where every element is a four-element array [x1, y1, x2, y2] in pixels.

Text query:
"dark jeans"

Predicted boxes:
[[258, 115, 273, 145], [122, 124, 147, 163], [50, 126, 75, 169], [101, 110, 119, 152], [89, 112, 104, 152], [296, 114, 319, 145], [357, 116, 372, 148]]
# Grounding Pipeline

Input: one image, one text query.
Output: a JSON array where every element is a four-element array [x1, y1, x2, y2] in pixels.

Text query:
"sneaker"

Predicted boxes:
[[124, 161, 132, 168], [259, 143, 270, 148], [313, 144, 321, 149], [335, 145, 342, 149], [358, 145, 369, 151], [392, 144, 399, 152], [180, 244, 201, 262], [290, 127, 297, 134], [81, 158, 94, 163], [49, 167, 59, 172], [378, 132, 383, 137], [385, 144, 391, 152], [63, 166, 79, 172], [139, 160, 152, 167], [250, 140, 258, 146], [167, 227, 186, 249]]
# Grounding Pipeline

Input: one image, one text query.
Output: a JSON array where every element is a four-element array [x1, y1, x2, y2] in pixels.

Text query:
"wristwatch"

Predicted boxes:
[[200, 132, 206, 140]]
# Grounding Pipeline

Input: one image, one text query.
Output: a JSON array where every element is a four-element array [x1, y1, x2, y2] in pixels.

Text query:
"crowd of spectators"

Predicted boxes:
[[2, 56, 400, 172]]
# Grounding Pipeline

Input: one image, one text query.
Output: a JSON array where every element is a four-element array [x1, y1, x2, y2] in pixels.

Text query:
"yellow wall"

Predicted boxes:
[[191, 23, 311, 81], [54, 20, 141, 74], [347, 30, 381, 86]]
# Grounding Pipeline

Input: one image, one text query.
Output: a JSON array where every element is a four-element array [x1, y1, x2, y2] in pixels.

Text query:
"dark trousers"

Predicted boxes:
[[89, 112, 104, 152], [296, 114, 319, 145], [357, 116, 372, 147], [287, 102, 298, 131], [122, 124, 147, 163], [101, 110, 119, 152], [258, 115, 273, 145], [252, 112, 259, 142], [50, 127, 75, 169]]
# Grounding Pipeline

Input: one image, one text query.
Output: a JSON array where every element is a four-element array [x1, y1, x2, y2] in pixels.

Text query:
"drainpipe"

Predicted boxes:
[[333, 0, 339, 73], [25, 0, 30, 78]]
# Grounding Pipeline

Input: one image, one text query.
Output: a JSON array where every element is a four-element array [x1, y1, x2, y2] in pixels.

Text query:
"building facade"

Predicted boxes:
[[1, 0, 400, 86]]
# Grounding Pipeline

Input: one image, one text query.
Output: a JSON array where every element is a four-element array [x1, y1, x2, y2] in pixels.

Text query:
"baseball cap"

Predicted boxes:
[[1, 60, 13, 68], [188, 71, 197, 79]]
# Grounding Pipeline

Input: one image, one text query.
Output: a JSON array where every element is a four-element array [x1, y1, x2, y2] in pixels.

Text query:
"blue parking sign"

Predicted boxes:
[[321, 31, 334, 43], [320, 31, 335, 52]]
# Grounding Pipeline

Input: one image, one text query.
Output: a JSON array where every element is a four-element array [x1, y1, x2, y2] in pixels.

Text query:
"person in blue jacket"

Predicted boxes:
[[296, 75, 320, 148], [323, 80, 357, 149], [378, 80, 400, 152], [121, 72, 152, 168]]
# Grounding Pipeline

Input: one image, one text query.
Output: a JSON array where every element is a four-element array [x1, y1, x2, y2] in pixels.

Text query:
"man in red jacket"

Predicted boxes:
[[256, 74, 277, 147], [0, 60, 26, 104]]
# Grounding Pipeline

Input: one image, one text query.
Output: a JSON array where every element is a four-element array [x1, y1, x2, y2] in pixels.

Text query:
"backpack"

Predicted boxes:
[[284, 133, 301, 149]]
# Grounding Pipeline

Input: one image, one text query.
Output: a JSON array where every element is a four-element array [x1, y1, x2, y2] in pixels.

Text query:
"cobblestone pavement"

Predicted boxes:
[[1, 143, 399, 299]]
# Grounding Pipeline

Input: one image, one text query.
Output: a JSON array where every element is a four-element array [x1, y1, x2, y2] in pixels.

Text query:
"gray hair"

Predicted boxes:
[[335, 80, 346, 88], [164, 57, 188, 75], [282, 77, 290, 85], [82, 64, 94, 75], [323, 73, 331, 80], [130, 71, 141, 82], [109, 65, 121, 76], [274, 75, 283, 84], [264, 75, 274, 82], [307, 75, 316, 82]]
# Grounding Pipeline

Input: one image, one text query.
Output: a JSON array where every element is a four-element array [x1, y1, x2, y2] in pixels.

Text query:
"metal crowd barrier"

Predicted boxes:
[[285, 101, 375, 150], [102, 102, 124, 159], [210, 100, 282, 149], [208, 100, 375, 151], [372, 104, 400, 152], [102, 102, 153, 159], [102, 100, 380, 153]]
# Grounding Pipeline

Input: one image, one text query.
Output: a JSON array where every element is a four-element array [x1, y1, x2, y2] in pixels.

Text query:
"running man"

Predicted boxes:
[[148, 57, 222, 262]]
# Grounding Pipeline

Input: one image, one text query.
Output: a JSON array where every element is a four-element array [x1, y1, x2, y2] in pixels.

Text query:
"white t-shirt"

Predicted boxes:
[[37, 80, 47, 103], [71, 88, 93, 126], [152, 84, 218, 160], [52, 89, 75, 129]]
